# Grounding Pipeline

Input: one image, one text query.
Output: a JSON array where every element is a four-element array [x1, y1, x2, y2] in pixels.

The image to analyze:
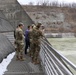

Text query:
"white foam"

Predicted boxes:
[[0, 52, 15, 75]]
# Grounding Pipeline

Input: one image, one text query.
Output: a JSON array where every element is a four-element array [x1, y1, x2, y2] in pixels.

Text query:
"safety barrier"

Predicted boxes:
[[40, 37, 76, 75]]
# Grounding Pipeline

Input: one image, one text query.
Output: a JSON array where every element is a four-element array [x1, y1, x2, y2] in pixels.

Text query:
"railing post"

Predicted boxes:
[[40, 38, 76, 75]]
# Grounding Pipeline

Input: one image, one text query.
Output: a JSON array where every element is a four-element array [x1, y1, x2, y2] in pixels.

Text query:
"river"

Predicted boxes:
[[48, 38, 76, 64], [48, 38, 76, 74]]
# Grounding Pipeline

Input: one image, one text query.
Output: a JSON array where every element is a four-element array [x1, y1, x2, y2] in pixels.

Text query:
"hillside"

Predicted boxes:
[[22, 5, 76, 33]]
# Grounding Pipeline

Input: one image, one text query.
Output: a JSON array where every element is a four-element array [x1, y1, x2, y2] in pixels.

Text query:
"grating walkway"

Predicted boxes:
[[3, 53, 44, 75]]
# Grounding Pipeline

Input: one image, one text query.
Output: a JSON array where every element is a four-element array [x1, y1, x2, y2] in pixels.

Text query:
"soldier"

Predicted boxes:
[[15, 23, 25, 61], [14, 25, 19, 39], [28, 24, 36, 56], [40, 25, 45, 35], [14, 25, 19, 52], [30, 23, 43, 64]]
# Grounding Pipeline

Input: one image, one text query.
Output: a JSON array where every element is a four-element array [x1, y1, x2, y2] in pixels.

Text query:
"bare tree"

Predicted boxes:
[[51, 1, 59, 7], [71, 3, 76, 8], [37, 2, 40, 6], [28, 1, 76, 8], [39, 0, 49, 6], [28, 2, 34, 5]]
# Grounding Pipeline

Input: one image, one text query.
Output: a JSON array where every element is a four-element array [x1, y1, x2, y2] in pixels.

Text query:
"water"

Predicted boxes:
[[48, 38, 76, 74], [48, 38, 76, 64], [0, 52, 15, 75]]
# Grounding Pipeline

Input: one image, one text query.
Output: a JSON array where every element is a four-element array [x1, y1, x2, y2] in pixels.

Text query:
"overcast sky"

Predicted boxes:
[[17, 0, 76, 5]]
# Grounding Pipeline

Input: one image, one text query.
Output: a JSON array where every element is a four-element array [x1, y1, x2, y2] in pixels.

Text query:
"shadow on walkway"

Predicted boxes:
[[3, 54, 44, 75]]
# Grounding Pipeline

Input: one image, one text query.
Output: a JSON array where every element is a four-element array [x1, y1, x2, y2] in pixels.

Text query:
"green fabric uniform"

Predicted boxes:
[[30, 28, 43, 63], [15, 27, 24, 60]]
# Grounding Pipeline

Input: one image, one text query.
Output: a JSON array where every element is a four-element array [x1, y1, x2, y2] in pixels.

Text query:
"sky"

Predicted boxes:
[[17, 0, 76, 5]]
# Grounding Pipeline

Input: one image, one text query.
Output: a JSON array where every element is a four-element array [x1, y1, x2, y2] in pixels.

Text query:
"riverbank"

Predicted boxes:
[[45, 33, 76, 38]]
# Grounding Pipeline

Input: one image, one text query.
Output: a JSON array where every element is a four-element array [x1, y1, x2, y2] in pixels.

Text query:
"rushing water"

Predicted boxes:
[[47, 38, 76, 74], [48, 38, 76, 65]]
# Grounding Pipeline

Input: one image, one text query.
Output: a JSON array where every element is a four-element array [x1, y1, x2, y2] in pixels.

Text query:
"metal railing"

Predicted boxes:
[[40, 37, 76, 75]]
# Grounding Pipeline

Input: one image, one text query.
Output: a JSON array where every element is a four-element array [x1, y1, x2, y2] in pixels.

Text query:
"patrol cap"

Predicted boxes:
[[37, 23, 42, 25], [31, 24, 36, 29], [32, 24, 35, 26], [36, 22, 42, 28], [18, 22, 24, 26]]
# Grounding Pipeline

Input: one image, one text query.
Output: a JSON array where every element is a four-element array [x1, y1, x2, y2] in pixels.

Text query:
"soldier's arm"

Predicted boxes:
[[29, 31, 33, 42], [40, 31, 43, 37], [18, 31, 24, 39]]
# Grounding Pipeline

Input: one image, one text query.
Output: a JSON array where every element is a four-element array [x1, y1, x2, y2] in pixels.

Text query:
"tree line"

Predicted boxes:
[[28, 1, 76, 8]]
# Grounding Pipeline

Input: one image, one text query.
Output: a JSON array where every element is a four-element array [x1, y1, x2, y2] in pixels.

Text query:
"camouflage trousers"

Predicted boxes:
[[30, 41, 40, 62], [15, 43, 24, 60]]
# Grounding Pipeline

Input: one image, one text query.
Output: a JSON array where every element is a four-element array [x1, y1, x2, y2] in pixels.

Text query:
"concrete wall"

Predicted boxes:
[[0, 10, 14, 32], [0, 0, 34, 30], [0, 34, 15, 63], [0, 0, 35, 63]]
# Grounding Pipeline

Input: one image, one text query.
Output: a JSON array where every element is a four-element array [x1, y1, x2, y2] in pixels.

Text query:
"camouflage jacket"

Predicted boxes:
[[15, 27, 24, 44], [30, 28, 43, 43]]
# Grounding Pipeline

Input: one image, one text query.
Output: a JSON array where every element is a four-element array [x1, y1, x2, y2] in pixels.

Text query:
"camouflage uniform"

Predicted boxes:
[[28, 25, 36, 56], [30, 27, 43, 64], [15, 27, 24, 60]]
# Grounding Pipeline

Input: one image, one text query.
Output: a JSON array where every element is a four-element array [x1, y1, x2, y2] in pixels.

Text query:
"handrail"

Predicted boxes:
[[41, 42, 73, 75], [43, 38, 76, 70], [40, 37, 76, 75]]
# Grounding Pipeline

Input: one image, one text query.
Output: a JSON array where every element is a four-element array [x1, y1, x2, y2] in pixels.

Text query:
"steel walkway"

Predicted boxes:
[[3, 32, 44, 75], [3, 54, 44, 75], [2, 32, 76, 75]]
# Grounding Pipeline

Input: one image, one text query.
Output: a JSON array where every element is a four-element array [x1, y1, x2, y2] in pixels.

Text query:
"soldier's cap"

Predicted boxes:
[[18, 22, 24, 26], [36, 23, 42, 27], [36, 23, 42, 28], [37, 23, 42, 25], [41, 25, 44, 26], [32, 24, 35, 26]]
